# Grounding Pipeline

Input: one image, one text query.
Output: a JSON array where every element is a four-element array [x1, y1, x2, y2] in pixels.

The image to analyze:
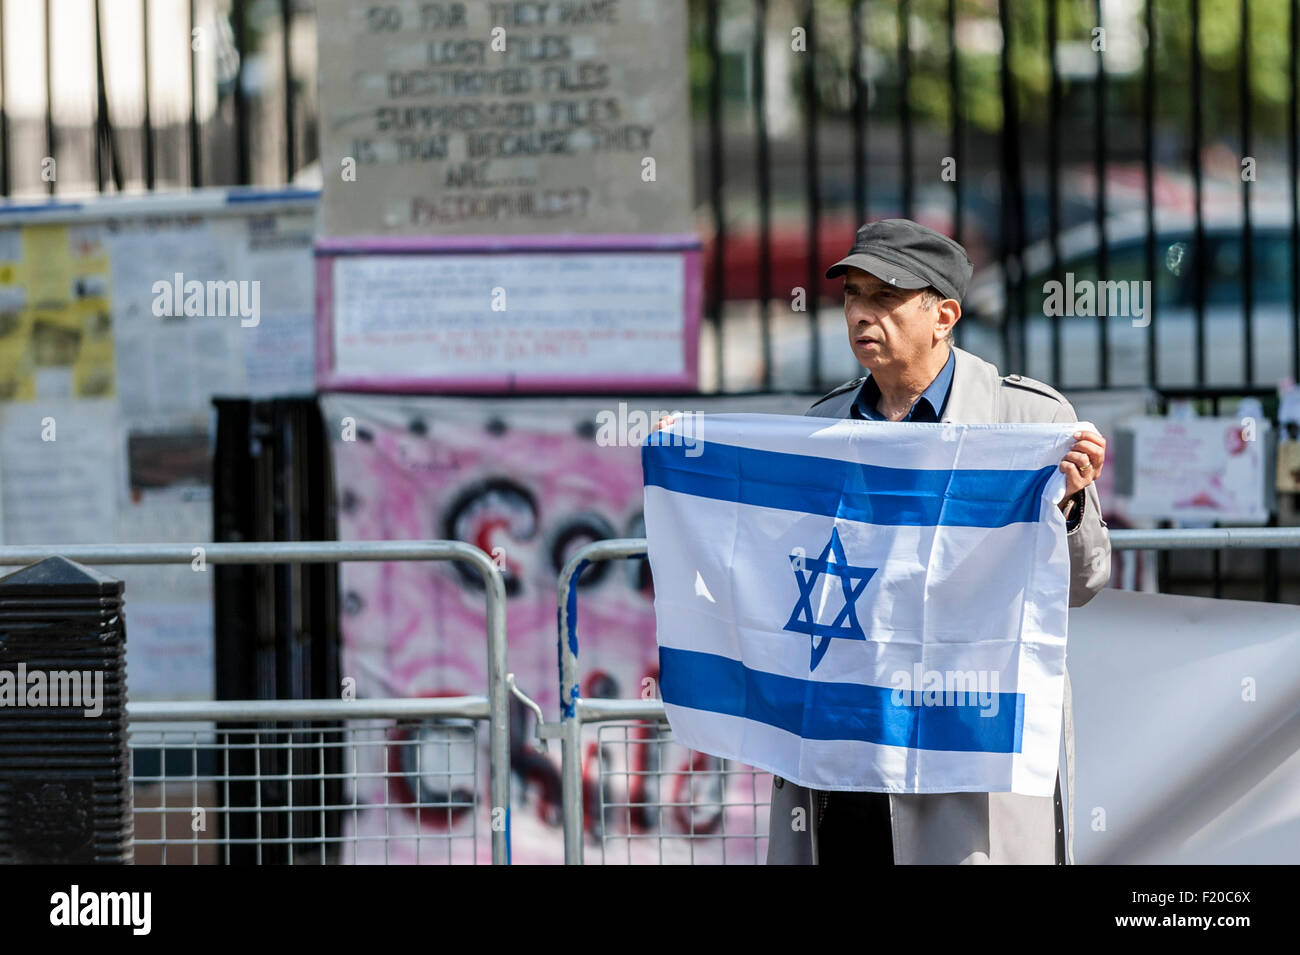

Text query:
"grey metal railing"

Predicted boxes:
[[554, 528, 1300, 864], [127, 696, 490, 864], [0, 539, 512, 865]]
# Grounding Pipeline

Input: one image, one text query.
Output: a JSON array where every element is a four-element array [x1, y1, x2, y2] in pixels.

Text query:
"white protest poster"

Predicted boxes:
[[1280, 384, 1300, 494], [330, 250, 687, 382], [1127, 416, 1269, 523], [0, 399, 120, 545], [240, 209, 317, 396], [114, 481, 214, 701], [314, 0, 692, 237], [108, 216, 248, 417]]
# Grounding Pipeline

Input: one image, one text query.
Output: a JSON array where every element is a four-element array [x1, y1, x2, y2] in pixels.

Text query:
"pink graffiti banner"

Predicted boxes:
[[322, 392, 809, 863]]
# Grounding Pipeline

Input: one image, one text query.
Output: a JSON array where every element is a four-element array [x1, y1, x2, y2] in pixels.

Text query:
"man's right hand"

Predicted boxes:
[[654, 414, 675, 432]]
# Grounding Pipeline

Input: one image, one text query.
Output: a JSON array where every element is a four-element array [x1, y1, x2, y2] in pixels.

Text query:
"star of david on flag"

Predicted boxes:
[[783, 526, 876, 672], [642, 412, 1086, 796]]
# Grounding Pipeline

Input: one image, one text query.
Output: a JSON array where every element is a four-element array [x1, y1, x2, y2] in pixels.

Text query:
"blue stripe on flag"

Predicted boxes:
[[659, 646, 1025, 754], [643, 436, 1055, 528]]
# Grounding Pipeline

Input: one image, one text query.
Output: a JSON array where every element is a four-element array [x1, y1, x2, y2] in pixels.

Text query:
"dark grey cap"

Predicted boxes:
[[825, 218, 973, 303]]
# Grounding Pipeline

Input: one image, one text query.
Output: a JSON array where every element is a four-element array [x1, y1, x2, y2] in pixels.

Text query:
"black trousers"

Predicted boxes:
[[817, 777, 1068, 865], [816, 790, 895, 864]]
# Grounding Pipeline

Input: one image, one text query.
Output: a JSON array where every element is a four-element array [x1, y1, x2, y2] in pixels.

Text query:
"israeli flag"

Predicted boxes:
[[643, 413, 1086, 797]]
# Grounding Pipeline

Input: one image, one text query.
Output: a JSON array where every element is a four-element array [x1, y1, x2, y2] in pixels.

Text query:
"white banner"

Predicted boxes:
[[1068, 589, 1300, 863]]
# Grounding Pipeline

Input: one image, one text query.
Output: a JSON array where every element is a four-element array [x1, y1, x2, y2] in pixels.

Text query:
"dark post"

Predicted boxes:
[[141, 0, 155, 189], [189, 0, 202, 186], [281, 0, 296, 182], [706, 0, 725, 390], [898, 0, 912, 220], [1143, 0, 1158, 388], [1094, 0, 1109, 387], [0, 0, 10, 197], [43, 0, 55, 196], [233, 0, 250, 185], [1191, 0, 1206, 387], [753, 0, 773, 389], [851, 0, 867, 225], [801, 0, 821, 388], [1047, 0, 1062, 384], [0, 557, 132, 864], [1239, 0, 1253, 385], [1292, 0, 1299, 383]]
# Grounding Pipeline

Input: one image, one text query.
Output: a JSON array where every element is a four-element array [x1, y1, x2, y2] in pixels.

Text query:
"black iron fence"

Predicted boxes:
[[0, 0, 1296, 600], [2, 0, 1295, 395], [689, 0, 1300, 397], [0, 0, 314, 195]]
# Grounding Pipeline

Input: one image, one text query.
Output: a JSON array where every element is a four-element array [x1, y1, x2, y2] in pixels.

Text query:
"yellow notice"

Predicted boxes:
[[0, 224, 115, 400]]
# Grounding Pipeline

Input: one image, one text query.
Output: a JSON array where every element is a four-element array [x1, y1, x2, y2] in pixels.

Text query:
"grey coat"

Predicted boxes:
[[765, 345, 1111, 865]]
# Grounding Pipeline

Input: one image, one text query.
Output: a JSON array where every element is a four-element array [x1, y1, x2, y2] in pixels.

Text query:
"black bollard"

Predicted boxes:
[[0, 556, 131, 863]]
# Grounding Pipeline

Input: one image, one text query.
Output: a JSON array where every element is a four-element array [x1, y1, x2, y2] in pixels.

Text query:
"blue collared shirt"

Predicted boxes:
[[847, 350, 1084, 529], [852, 349, 955, 422]]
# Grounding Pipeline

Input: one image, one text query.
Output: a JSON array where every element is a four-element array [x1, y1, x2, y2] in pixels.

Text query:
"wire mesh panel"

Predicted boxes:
[[128, 714, 484, 864], [589, 721, 770, 865]]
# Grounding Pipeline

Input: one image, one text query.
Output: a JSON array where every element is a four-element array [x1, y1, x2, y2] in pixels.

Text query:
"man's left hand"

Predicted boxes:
[[1060, 429, 1106, 505]]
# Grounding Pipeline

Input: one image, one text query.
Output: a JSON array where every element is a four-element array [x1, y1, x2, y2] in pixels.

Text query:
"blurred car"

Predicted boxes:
[[699, 188, 983, 305], [957, 204, 1300, 390]]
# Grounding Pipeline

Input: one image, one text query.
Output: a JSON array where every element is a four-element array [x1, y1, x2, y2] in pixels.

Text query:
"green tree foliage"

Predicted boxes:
[[690, 0, 1295, 144]]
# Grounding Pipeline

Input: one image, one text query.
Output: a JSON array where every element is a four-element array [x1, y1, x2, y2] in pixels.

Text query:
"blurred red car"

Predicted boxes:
[[699, 207, 981, 304]]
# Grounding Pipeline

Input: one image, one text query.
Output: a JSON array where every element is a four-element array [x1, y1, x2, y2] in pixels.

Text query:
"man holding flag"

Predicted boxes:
[[650, 218, 1109, 865]]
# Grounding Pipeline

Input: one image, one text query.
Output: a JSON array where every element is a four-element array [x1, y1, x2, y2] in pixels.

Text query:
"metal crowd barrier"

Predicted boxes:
[[0, 540, 511, 865], [127, 696, 488, 864], [555, 528, 1300, 865], [556, 539, 771, 865]]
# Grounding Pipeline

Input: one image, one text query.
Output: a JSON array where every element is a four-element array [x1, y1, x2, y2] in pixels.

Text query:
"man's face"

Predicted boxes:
[[842, 266, 952, 373]]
